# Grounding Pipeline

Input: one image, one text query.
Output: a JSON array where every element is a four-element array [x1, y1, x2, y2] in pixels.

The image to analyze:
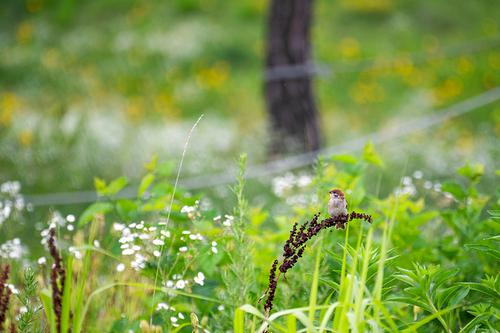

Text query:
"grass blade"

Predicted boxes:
[[60, 255, 73, 333], [287, 314, 297, 333], [234, 308, 244, 333], [39, 288, 56, 333], [308, 239, 323, 331]]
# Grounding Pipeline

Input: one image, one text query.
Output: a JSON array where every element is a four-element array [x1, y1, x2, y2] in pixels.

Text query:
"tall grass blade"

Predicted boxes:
[[308, 239, 323, 331], [150, 114, 204, 323], [73, 216, 99, 333], [318, 302, 340, 333], [60, 255, 73, 333], [354, 226, 374, 326], [372, 299, 397, 332], [294, 311, 318, 333], [234, 308, 244, 333], [286, 314, 297, 333], [373, 160, 407, 324], [39, 289, 56, 333]]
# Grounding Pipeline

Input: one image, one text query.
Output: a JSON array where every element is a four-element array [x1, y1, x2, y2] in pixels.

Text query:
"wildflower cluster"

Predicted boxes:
[[0, 181, 27, 226], [40, 212, 76, 244], [0, 238, 28, 260], [262, 211, 373, 315], [155, 303, 187, 328], [113, 219, 208, 271], [213, 214, 234, 229], [111, 202, 215, 321]]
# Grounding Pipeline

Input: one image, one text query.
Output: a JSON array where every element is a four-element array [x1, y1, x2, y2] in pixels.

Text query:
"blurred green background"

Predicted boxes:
[[1, 0, 500, 246]]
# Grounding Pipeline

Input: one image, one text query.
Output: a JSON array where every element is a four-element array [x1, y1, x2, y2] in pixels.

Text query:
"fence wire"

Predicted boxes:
[[264, 32, 500, 80]]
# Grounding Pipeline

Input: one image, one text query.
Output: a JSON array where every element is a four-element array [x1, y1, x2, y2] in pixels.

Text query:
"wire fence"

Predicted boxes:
[[329, 32, 500, 74], [265, 32, 500, 80], [24, 85, 500, 207]]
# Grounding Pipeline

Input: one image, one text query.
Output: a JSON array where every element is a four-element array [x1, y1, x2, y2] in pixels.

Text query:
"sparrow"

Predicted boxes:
[[328, 189, 348, 230]]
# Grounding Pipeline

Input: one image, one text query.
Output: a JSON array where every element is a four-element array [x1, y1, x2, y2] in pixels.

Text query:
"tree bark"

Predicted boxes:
[[266, 0, 321, 155]]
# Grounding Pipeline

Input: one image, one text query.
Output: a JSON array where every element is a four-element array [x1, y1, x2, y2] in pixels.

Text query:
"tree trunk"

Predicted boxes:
[[266, 0, 321, 155]]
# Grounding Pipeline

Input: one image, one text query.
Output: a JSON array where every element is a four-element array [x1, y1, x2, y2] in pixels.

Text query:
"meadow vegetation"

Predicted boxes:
[[1, 0, 500, 331], [1, 144, 500, 332]]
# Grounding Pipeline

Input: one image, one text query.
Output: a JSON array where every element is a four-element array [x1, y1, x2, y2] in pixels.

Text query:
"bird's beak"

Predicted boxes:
[[328, 190, 333, 193]]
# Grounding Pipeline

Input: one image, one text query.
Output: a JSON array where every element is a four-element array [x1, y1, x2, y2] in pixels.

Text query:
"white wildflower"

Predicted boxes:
[[153, 239, 164, 246]]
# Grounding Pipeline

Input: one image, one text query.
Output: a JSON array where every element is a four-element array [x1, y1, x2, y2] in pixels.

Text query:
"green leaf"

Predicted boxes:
[[239, 304, 264, 318], [483, 249, 500, 261], [492, 302, 500, 312], [234, 309, 244, 333], [324, 248, 350, 270], [144, 154, 158, 171], [116, 199, 137, 214], [448, 286, 469, 307], [488, 210, 500, 217], [292, 311, 318, 333], [61, 255, 73, 333], [459, 283, 500, 302], [318, 277, 340, 292], [286, 314, 297, 333], [106, 177, 128, 196], [171, 323, 192, 333], [465, 244, 490, 251], [197, 250, 223, 276], [78, 202, 114, 226], [400, 307, 458, 333], [404, 287, 426, 299], [466, 245, 500, 260], [458, 314, 490, 333], [457, 162, 484, 183], [483, 235, 500, 242], [94, 177, 106, 196], [432, 268, 460, 296], [72, 244, 123, 263], [40, 289, 56, 333], [372, 299, 399, 332], [441, 181, 467, 200], [156, 160, 176, 178], [386, 297, 432, 312], [138, 173, 155, 197], [150, 182, 173, 197], [116, 199, 138, 220], [393, 274, 418, 287], [333, 154, 358, 164], [436, 285, 460, 310], [409, 212, 439, 228], [362, 140, 385, 167]]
